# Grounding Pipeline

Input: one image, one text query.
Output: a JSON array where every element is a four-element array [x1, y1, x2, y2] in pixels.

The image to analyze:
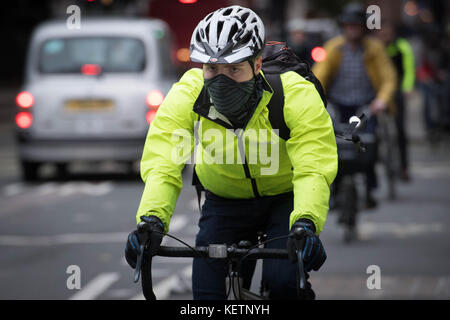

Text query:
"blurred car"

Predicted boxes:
[[15, 18, 177, 181]]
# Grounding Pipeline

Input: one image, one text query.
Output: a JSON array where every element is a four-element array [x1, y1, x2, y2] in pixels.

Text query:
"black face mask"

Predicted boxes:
[[204, 73, 256, 121]]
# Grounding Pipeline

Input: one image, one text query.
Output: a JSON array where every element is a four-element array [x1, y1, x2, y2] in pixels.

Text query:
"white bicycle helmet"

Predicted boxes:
[[190, 5, 265, 64]]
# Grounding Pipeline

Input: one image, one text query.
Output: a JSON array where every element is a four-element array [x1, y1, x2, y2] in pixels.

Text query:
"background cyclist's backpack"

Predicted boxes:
[[262, 41, 327, 141]]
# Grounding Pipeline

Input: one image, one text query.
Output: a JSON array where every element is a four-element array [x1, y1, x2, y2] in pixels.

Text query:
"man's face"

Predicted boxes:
[[203, 56, 262, 83], [343, 23, 365, 42]]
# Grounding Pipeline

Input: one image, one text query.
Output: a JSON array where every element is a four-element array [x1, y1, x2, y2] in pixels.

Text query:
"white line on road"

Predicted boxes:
[[130, 265, 192, 300], [358, 222, 445, 239], [37, 182, 59, 196], [69, 272, 120, 300], [3, 181, 114, 198], [0, 232, 129, 246], [0, 214, 191, 247], [169, 214, 188, 233], [2, 183, 24, 197]]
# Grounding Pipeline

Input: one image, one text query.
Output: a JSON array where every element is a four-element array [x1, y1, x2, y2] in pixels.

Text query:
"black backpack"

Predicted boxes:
[[262, 41, 327, 140]]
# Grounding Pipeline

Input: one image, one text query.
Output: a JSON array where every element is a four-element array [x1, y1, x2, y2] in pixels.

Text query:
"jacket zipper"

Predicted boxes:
[[235, 129, 260, 198]]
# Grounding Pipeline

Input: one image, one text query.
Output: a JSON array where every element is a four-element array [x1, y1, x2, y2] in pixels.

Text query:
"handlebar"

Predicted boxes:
[[334, 111, 370, 153], [148, 245, 289, 259], [137, 238, 306, 300]]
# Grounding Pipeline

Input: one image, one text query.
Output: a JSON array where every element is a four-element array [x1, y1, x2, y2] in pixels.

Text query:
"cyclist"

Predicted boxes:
[[312, 3, 397, 209], [125, 5, 338, 300], [376, 21, 415, 182], [286, 18, 315, 67]]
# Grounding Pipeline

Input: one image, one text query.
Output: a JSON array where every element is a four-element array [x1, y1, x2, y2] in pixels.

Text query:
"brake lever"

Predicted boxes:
[[292, 228, 307, 291], [133, 244, 145, 283], [133, 222, 149, 283], [296, 250, 306, 290]]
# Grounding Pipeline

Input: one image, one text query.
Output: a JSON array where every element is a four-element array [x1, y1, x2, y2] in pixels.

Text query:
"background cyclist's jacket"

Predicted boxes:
[[312, 35, 397, 113], [386, 37, 415, 93], [136, 68, 338, 235]]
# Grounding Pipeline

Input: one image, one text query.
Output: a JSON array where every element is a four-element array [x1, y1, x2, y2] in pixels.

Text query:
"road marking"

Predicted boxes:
[[0, 213, 191, 246], [0, 232, 128, 246], [358, 222, 445, 239], [189, 199, 200, 211], [130, 265, 192, 300], [169, 214, 188, 233], [434, 276, 450, 299], [412, 163, 450, 178], [409, 277, 422, 298], [69, 272, 120, 300], [311, 275, 450, 299], [2, 183, 24, 197], [37, 182, 59, 196], [3, 181, 114, 198]]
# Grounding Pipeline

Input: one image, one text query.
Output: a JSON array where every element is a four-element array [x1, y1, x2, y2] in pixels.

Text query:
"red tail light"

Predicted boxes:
[[146, 110, 157, 125], [81, 64, 101, 75], [311, 46, 327, 63], [146, 90, 164, 108], [16, 91, 34, 108], [16, 112, 33, 129]]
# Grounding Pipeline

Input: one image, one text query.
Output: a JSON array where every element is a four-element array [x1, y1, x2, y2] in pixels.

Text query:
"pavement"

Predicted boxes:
[[0, 87, 449, 300]]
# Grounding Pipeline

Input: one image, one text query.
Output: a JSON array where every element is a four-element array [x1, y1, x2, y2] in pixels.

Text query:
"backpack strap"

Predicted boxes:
[[265, 73, 290, 141]]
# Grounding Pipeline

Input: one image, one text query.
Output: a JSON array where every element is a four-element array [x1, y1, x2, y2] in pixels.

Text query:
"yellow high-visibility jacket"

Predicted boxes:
[[136, 68, 338, 235]]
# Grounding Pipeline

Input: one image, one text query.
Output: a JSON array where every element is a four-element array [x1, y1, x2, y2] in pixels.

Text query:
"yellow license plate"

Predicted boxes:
[[65, 100, 114, 111]]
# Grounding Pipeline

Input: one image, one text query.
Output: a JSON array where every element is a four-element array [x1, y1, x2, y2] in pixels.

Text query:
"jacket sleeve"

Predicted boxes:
[[282, 71, 338, 235], [398, 38, 416, 92], [373, 40, 398, 104], [136, 69, 202, 232]]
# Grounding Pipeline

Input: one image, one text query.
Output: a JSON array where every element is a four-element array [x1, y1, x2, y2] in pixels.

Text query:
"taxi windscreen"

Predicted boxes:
[[39, 37, 146, 74]]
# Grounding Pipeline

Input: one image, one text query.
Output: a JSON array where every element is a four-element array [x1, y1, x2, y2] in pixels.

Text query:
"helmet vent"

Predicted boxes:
[[205, 24, 210, 40], [228, 23, 238, 42], [205, 12, 213, 22], [217, 21, 224, 38], [222, 8, 233, 16]]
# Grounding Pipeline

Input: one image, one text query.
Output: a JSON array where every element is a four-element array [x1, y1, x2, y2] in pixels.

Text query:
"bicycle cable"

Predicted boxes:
[[240, 234, 290, 262], [150, 229, 223, 277]]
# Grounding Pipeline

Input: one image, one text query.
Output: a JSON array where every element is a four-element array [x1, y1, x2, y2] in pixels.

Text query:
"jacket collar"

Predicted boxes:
[[193, 72, 273, 130]]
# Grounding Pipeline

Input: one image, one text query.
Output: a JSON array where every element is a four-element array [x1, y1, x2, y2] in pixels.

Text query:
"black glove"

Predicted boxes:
[[125, 215, 164, 269], [287, 218, 327, 272]]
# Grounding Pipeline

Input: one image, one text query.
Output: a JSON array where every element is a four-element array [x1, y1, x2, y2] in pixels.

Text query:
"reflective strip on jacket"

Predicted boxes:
[[136, 68, 338, 235]]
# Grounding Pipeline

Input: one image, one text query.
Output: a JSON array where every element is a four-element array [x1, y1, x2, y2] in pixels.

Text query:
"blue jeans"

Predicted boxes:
[[192, 191, 315, 300]]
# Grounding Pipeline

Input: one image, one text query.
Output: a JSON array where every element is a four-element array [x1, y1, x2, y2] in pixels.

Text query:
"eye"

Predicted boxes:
[[204, 65, 217, 73]]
